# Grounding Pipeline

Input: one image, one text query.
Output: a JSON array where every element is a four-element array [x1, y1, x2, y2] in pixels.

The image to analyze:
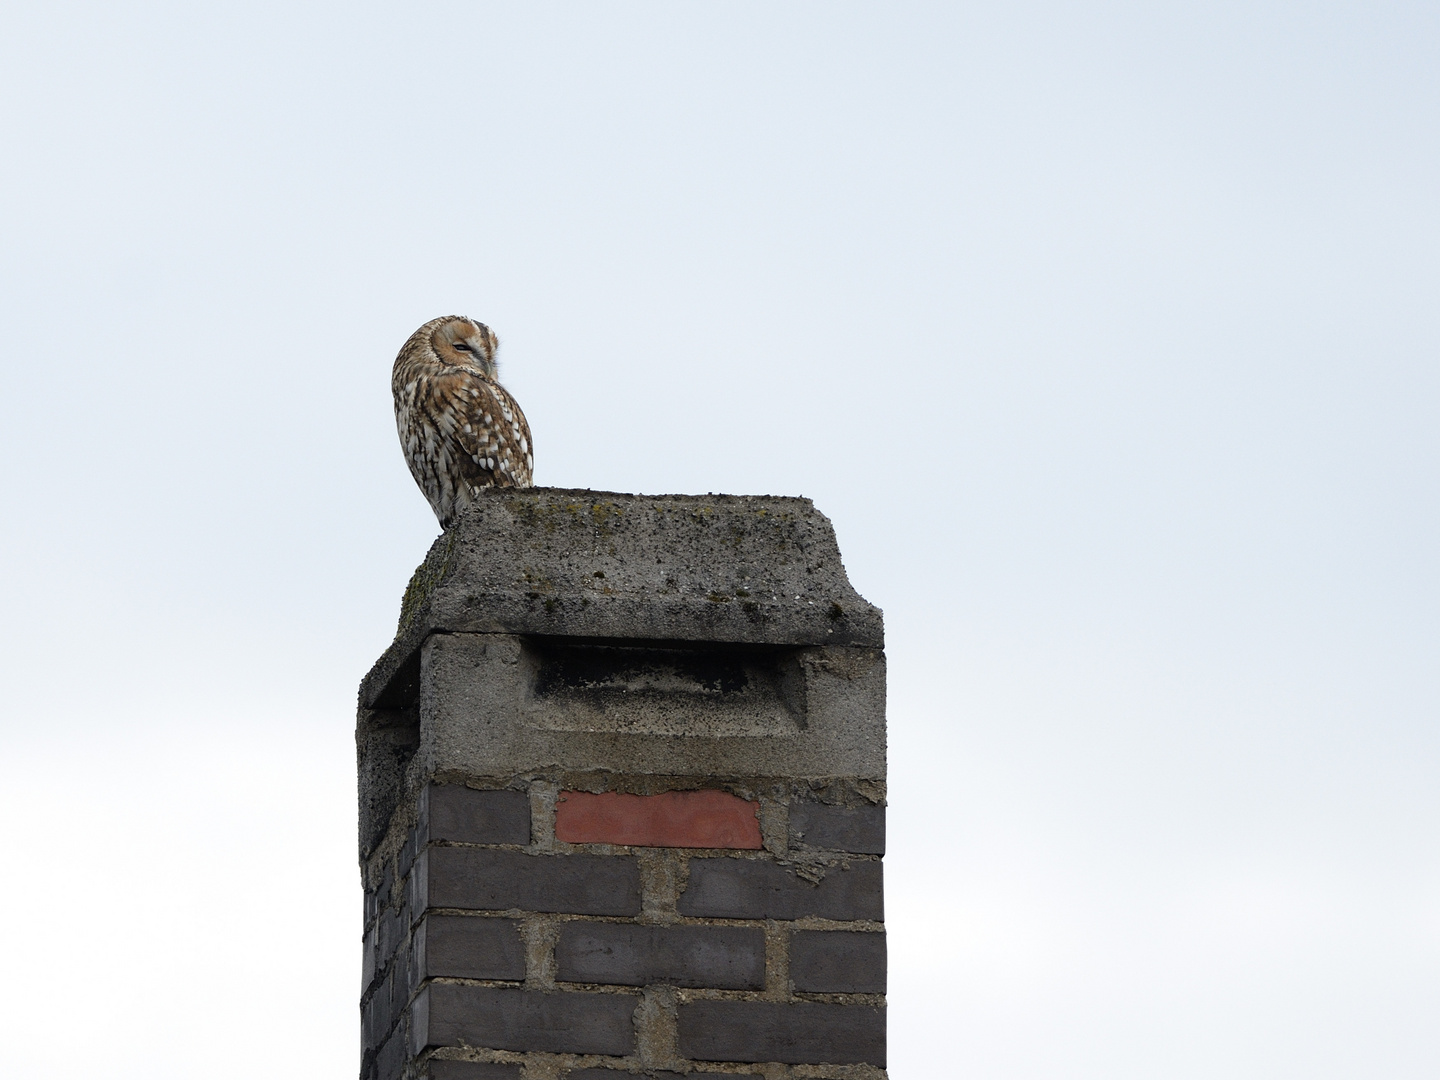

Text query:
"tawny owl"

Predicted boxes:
[[392, 315, 534, 528]]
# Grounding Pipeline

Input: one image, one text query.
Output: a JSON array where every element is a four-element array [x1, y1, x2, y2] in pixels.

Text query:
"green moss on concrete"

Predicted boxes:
[[397, 529, 458, 637]]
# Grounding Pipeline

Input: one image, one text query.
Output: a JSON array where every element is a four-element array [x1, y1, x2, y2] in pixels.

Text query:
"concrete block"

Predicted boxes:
[[790, 930, 886, 993], [357, 708, 422, 858], [555, 923, 765, 989], [677, 1000, 885, 1066], [360, 491, 884, 708], [411, 984, 637, 1055], [678, 858, 883, 921], [401, 635, 885, 790], [789, 802, 885, 855], [414, 914, 526, 984], [555, 790, 761, 849], [410, 847, 641, 917]]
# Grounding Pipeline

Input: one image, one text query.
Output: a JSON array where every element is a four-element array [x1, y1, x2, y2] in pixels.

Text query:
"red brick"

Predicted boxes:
[[555, 790, 762, 849]]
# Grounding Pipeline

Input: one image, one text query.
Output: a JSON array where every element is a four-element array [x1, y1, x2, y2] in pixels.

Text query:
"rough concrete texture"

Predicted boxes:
[[360, 488, 882, 711], [409, 633, 884, 791]]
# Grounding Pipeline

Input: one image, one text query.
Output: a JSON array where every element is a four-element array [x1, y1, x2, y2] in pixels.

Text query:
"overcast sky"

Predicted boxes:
[[2, 3, 1437, 1077]]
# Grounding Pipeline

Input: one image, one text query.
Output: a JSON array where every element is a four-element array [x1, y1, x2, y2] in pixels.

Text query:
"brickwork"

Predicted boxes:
[[360, 782, 886, 1078], [357, 490, 886, 1079]]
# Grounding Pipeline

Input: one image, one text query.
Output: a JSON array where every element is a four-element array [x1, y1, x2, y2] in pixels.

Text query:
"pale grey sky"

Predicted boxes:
[[1, 3, 1437, 1077]]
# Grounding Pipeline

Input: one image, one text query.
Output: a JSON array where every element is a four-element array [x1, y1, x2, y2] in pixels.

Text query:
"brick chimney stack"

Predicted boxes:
[[357, 489, 887, 1080]]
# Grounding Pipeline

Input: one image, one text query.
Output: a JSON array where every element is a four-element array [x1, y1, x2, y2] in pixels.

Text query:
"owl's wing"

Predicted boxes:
[[494, 384, 535, 485], [432, 370, 534, 488]]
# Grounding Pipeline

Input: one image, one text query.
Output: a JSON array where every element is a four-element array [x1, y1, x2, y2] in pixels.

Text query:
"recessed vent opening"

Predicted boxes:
[[521, 639, 808, 736]]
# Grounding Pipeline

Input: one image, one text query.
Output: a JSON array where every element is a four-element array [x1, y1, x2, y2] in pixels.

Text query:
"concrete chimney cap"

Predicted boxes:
[[360, 487, 882, 709]]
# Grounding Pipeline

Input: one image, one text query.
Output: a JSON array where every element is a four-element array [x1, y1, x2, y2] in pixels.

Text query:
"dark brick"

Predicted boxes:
[[403, 928, 418, 992], [361, 989, 377, 1057], [556, 923, 764, 989], [376, 904, 406, 973], [363, 923, 378, 992], [373, 966, 409, 1046], [377, 1020, 407, 1080], [387, 971, 411, 1036], [677, 1000, 885, 1066], [425, 1063, 523, 1080], [414, 915, 526, 984], [678, 858, 882, 921], [365, 970, 393, 1050], [790, 930, 886, 993], [789, 803, 885, 855], [412, 984, 636, 1055], [411, 848, 641, 917], [424, 784, 532, 846]]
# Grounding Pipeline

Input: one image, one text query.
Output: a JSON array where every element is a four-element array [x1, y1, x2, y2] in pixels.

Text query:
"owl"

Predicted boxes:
[[392, 315, 534, 528]]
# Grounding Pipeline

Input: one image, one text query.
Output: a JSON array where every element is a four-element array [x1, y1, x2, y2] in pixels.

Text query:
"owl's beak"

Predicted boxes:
[[465, 340, 497, 377]]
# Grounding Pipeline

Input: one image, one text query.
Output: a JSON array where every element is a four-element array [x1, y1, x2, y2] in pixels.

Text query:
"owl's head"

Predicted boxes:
[[431, 316, 499, 380]]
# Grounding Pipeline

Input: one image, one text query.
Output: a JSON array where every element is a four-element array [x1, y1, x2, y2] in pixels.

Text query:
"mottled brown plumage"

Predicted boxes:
[[392, 315, 534, 528]]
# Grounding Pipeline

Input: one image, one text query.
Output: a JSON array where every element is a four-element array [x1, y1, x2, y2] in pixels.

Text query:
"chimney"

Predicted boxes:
[[357, 489, 886, 1079]]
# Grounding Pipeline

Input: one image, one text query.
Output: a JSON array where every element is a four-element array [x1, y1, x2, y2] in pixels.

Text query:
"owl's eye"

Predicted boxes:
[[453, 342, 472, 352]]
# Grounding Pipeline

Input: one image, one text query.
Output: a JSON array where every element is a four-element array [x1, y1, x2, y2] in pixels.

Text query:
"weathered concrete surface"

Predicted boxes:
[[416, 633, 885, 782], [360, 488, 882, 712]]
